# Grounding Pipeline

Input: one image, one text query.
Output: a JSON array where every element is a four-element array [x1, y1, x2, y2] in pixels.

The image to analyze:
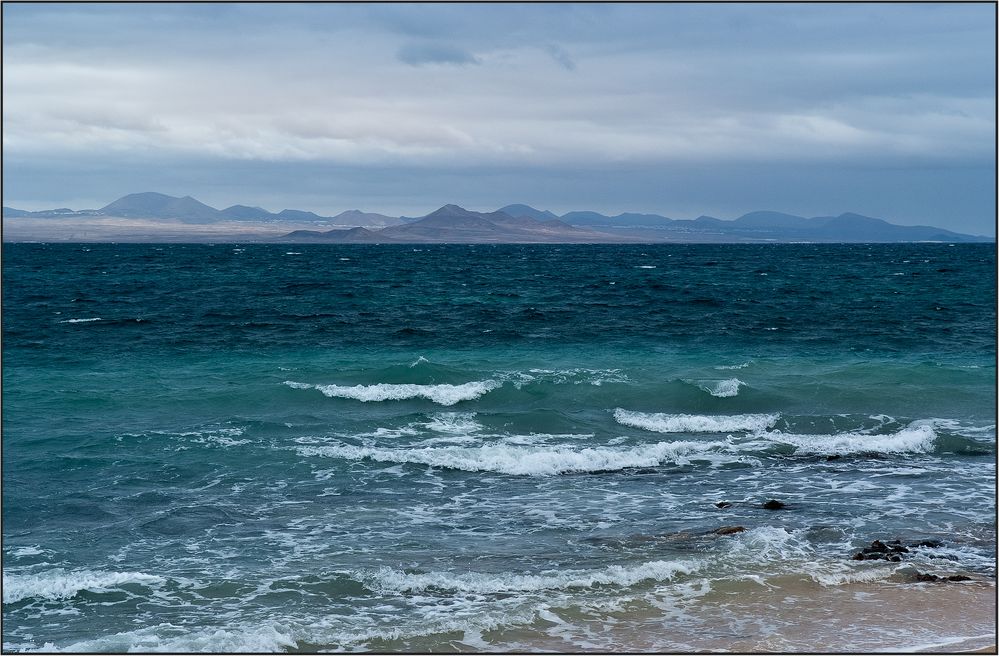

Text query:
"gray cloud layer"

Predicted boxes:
[[2, 3, 995, 233]]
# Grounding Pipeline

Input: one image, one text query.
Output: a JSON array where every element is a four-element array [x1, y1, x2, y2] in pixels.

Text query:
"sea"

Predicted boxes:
[[2, 242, 996, 652]]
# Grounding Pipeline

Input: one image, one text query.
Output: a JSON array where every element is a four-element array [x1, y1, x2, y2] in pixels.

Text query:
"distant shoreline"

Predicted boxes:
[[3, 217, 994, 245]]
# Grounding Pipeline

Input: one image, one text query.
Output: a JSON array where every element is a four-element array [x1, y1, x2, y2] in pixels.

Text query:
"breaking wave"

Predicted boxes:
[[614, 409, 779, 434], [758, 424, 937, 456], [283, 380, 501, 406], [296, 440, 736, 476], [698, 378, 745, 397], [3, 569, 166, 604], [355, 558, 702, 594]]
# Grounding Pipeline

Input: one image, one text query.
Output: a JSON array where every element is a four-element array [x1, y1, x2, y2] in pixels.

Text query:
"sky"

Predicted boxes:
[[2, 3, 996, 234]]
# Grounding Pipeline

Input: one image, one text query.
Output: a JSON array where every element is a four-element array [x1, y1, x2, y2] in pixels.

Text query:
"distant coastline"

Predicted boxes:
[[3, 192, 992, 243]]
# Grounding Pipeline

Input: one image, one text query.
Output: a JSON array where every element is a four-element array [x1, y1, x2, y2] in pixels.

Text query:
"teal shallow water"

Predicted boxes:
[[2, 243, 995, 651]]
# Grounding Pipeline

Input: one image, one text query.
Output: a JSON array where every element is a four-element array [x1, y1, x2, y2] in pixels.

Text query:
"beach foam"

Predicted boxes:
[[357, 558, 702, 594], [283, 380, 501, 406], [614, 409, 779, 433]]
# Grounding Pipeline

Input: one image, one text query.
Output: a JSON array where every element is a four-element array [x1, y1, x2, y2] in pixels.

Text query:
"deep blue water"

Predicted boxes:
[[2, 243, 996, 651]]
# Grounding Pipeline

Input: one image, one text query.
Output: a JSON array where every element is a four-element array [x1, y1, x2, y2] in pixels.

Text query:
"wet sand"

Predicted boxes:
[[466, 578, 997, 653]]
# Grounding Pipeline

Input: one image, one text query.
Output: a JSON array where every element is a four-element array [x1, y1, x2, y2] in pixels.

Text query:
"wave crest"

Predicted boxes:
[[614, 409, 779, 434], [283, 380, 501, 406], [297, 440, 735, 476], [357, 558, 702, 594], [760, 424, 936, 455], [2, 569, 166, 603]]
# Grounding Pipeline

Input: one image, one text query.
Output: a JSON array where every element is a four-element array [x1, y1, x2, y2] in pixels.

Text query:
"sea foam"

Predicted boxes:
[[297, 440, 733, 476], [2, 569, 166, 603], [758, 424, 937, 456], [357, 558, 702, 594], [283, 380, 501, 406], [698, 378, 745, 397], [614, 409, 779, 434]]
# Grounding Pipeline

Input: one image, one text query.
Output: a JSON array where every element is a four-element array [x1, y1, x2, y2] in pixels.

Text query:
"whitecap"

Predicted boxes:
[[757, 423, 936, 456], [714, 362, 751, 370], [2, 569, 166, 603], [58, 318, 102, 324], [697, 378, 744, 397], [283, 380, 501, 406], [423, 412, 482, 434], [296, 439, 735, 476], [614, 409, 778, 434]]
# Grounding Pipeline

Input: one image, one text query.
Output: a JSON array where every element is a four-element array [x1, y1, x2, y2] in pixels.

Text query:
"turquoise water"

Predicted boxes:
[[2, 243, 995, 651]]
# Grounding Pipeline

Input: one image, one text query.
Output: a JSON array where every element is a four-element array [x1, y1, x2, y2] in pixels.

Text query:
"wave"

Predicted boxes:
[[757, 424, 936, 456], [498, 368, 630, 389], [52, 622, 301, 653], [355, 558, 702, 594], [283, 380, 501, 406], [2, 569, 166, 603], [296, 440, 736, 476], [697, 378, 745, 397], [614, 409, 779, 434], [423, 412, 482, 434], [58, 317, 102, 324]]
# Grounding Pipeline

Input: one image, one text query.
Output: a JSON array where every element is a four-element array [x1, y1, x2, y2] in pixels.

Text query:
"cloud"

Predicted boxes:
[[542, 44, 576, 71], [396, 43, 480, 67], [1, 3, 995, 233]]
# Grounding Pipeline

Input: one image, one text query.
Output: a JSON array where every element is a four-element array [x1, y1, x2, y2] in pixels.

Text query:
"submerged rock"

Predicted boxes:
[[762, 499, 786, 510], [714, 501, 732, 508], [851, 539, 910, 561], [714, 526, 746, 535]]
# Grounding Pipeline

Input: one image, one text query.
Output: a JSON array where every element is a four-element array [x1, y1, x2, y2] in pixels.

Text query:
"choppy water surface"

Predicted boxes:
[[2, 243, 995, 652]]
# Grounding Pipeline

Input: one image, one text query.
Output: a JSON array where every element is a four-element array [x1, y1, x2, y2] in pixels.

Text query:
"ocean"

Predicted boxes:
[[2, 242, 996, 652]]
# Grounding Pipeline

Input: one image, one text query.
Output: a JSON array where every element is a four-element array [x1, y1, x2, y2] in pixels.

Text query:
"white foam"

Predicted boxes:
[[698, 378, 744, 397], [2, 569, 166, 603], [297, 440, 733, 476], [614, 409, 779, 434], [58, 318, 101, 323], [283, 380, 501, 406], [714, 362, 751, 370], [424, 412, 482, 434], [10, 546, 44, 557], [758, 424, 937, 456], [358, 558, 702, 594], [53, 622, 299, 653]]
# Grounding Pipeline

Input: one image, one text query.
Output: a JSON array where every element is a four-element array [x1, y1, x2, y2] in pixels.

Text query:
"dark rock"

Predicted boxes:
[[762, 499, 786, 510], [714, 526, 746, 535], [912, 571, 973, 583], [826, 455, 842, 461], [714, 501, 732, 508], [909, 539, 944, 549], [852, 539, 910, 561]]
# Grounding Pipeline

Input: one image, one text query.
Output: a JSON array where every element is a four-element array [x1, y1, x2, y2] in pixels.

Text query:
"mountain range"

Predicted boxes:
[[2, 192, 991, 243]]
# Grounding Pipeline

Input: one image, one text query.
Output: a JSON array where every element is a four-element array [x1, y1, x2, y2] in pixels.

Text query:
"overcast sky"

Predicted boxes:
[[3, 3, 995, 234]]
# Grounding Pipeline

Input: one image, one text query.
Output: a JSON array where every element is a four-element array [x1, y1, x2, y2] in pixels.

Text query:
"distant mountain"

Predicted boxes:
[[283, 204, 626, 243], [498, 204, 560, 222], [101, 192, 222, 223], [330, 210, 403, 227], [220, 204, 275, 220], [3, 193, 991, 243]]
